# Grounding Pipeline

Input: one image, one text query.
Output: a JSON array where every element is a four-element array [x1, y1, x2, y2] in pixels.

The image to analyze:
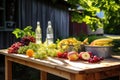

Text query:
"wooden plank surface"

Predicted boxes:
[[0, 49, 120, 74]]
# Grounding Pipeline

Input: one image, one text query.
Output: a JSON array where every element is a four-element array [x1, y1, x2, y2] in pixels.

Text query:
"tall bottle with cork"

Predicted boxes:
[[35, 21, 42, 44], [46, 21, 54, 45]]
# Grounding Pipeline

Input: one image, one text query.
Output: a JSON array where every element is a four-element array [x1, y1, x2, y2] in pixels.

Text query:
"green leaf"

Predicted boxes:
[[12, 26, 35, 38], [67, 0, 120, 31], [12, 28, 24, 38]]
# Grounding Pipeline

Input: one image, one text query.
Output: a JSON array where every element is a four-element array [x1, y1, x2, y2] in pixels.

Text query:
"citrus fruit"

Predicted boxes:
[[26, 49, 34, 57]]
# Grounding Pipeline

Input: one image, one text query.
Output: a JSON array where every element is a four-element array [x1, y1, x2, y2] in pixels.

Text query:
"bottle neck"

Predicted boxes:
[[36, 24, 41, 30], [37, 21, 41, 28]]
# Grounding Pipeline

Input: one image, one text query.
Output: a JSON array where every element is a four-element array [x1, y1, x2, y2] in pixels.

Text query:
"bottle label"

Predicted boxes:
[[36, 34, 41, 38], [36, 40, 41, 44], [36, 34, 41, 44], [47, 34, 53, 38]]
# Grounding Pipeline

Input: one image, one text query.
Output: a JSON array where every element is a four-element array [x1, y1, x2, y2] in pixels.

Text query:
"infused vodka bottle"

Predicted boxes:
[[35, 21, 42, 44], [46, 21, 54, 45]]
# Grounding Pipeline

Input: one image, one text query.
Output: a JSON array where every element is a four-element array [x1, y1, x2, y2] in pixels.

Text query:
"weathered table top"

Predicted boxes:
[[0, 49, 120, 74]]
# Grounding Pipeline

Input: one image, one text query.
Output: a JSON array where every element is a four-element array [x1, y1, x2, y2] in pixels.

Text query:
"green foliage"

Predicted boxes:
[[67, 0, 120, 31], [87, 35, 107, 43], [71, 33, 87, 42], [75, 34, 106, 43], [104, 10, 120, 34], [12, 26, 35, 38], [112, 39, 120, 52]]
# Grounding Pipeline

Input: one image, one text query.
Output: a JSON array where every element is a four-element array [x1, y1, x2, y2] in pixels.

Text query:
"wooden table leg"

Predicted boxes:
[[69, 74, 87, 80], [5, 56, 12, 80], [119, 72, 120, 80], [41, 71, 47, 80]]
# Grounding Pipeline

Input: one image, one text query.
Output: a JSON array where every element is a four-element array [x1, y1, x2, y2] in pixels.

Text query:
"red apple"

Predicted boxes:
[[79, 52, 91, 60], [67, 51, 79, 61]]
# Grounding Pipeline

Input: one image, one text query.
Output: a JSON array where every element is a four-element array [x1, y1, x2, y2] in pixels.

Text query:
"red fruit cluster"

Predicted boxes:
[[8, 42, 22, 54], [20, 36, 36, 45], [79, 51, 104, 63], [57, 52, 68, 59], [88, 55, 104, 63], [57, 51, 104, 63]]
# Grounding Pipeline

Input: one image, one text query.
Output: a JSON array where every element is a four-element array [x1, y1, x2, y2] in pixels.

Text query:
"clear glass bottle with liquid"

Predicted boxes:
[[35, 21, 42, 44], [46, 21, 54, 45]]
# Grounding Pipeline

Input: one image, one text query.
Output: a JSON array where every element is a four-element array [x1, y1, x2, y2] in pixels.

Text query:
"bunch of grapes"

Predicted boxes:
[[18, 43, 40, 54], [46, 49, 57, 57], [18, 46, 29, 54], [20, 36, 36, 46], [34, 50, 48, 59], [47, 43, 57, 49], [8, 42, 23, 54], [88, 55, 104, 63]]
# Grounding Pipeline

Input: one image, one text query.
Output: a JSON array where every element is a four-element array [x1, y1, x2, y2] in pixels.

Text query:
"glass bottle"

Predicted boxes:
[[46, 21, 54, 45], [35, 21, 42, 44]]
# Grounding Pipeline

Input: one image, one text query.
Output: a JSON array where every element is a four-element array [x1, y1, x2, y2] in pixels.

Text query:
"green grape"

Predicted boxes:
[[33, 53, 40, 59], [18, 46, 29, 54], [28, 43, 40, 52], [47, 43, 57, 49], [34, 49, 47, 59], [47, 49, 57, 57], [52, 49, 57, 57]]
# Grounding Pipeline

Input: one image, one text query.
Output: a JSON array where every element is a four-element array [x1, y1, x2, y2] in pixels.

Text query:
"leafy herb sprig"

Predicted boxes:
[[12, 26, 35, 38]]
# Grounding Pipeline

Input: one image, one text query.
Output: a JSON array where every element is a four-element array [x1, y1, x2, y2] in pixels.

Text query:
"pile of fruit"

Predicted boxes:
[[8, 26, 36, 54], [57, 38, 82, 52], [8, 26, 104, 63], [57, 51, 104, 63]]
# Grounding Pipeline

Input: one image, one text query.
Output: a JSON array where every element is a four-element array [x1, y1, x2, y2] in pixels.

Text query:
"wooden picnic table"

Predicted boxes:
[[0, 49, 120, 80]]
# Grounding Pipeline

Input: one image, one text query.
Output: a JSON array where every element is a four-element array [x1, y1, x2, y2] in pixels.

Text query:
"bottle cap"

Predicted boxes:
[[48, 21, 51, 25], [37, 21, 40, 25]]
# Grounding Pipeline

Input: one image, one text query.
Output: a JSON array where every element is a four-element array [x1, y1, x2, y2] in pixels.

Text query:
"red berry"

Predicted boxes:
[[57, 52, 63, 58], [88, 58, 95, 63], [62, 52, 68, 58], [88, 51, 93, 57], [100, 57, 104, 60], [93, 56, 98, 62], [21, 36, 35, 45], [88, 55, 104, 63]]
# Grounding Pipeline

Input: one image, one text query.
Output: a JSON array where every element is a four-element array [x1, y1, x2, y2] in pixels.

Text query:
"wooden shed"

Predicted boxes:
[[0, 0, 69, 49]]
